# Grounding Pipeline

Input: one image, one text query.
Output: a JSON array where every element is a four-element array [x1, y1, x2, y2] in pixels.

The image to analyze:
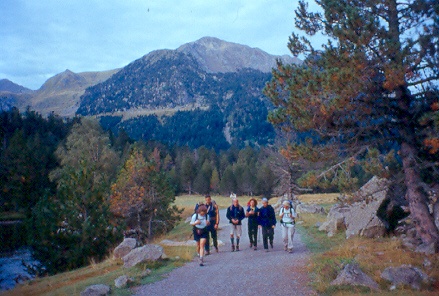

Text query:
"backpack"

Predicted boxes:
[[280, 207, 295, 225]]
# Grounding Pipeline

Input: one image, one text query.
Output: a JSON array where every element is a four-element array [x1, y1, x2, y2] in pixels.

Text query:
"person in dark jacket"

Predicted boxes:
[[204, 195, 220, 254], [257, 197, 276, 252], [226, 198, 245, 251], [245, 198, 259, 250]]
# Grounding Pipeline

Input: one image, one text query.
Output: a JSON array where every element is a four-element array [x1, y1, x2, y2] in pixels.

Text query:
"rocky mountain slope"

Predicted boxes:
[[0, 69, 119, 117]]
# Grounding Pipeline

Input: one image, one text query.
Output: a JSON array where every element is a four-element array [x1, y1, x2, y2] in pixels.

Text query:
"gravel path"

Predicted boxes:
[[133, 209, 316, 296]]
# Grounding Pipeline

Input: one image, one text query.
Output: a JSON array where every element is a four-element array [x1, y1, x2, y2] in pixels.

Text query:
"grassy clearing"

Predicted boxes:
[[295, 194, 439, 295]]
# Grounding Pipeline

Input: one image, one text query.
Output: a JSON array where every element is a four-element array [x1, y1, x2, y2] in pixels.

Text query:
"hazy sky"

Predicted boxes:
[[1, 0, 323, 90]]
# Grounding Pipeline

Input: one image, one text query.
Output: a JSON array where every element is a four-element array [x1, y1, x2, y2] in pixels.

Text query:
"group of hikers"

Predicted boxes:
[[190, 194, 297, 266]]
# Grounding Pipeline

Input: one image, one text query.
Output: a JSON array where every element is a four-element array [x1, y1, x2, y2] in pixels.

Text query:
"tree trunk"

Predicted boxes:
[[400, 142, 439, 251]]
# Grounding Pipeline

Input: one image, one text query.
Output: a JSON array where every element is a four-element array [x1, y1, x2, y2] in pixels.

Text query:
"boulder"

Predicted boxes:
[[344, 177, 390, 238], [381, 265, 430, 290], [114, 275, 133, 288], [296, 203, 326, 215], [319, 176, 390, 238], [80, 284, 110, 296], [122, 244, 164, 268], [113, 238, 137, 259], [318, 204, 349, 237], [330, 263, 379, 291]]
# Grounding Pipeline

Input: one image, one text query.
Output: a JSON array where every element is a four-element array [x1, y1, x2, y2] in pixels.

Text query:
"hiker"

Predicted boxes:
[[204, 194, 220, 254], [190, 205, 210, 266], [245, 198, 259, 250], [226, 197, 245, 251], [279, 200, 296, 253], [257, 197, 276, 252]]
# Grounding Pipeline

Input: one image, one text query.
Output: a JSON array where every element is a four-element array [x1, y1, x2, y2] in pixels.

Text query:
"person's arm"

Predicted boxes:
[[190, 214, 199, 226], [279, 208, 284, 219], [226, 207, 231, 222], [215, 204, 220, 223]]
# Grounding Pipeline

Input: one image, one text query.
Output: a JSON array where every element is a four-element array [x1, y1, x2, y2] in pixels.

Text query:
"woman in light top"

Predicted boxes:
[[190, 204, 210, 266]]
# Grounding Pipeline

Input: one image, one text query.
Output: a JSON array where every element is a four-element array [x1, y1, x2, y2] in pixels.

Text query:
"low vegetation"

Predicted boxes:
[[297, 195, 439, 295]]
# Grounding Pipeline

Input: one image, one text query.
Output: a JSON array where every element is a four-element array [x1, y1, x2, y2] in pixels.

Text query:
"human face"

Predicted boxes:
[[262, 201, 268, 207], [205, 196, 211, 205], [233, 199, 239, 207], [250, 200, 256, 207]]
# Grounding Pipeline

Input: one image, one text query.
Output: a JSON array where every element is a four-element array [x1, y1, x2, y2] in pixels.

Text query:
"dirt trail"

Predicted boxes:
[[133, 209, 316, 296]]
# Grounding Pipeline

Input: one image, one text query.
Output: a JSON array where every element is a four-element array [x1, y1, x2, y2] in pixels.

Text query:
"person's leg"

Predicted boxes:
[[230, 225, 235, 251], [269, 227, 274, 248], [248, 224, 253, 247], [282, 225, 288, 251], [253, 225, 258, 249], [236, 225, 242, 251], [211, 226, 218, 252], [288, 226, 295, 252], [262, 227, 268, 250], [199, 238, 206, 266], [205, 225, 211, 254]]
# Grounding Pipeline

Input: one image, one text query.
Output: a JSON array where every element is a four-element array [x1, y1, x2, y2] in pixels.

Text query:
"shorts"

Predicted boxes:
[[193, 227, 208, 241], [230, 224, 242, 237]]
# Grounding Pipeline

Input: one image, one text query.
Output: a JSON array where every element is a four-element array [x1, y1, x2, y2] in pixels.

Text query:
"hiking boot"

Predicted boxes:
[[284, 246, 288, 251], [231, 245, 235, 252], [249, 243, 253, 248], [199, 257, 204, 266], [288, 248, 293, 253], [205, 251, 210, 256], [215, 247, 219, 253], [253, 246, 257, 251], [236, 245, 240, 251]]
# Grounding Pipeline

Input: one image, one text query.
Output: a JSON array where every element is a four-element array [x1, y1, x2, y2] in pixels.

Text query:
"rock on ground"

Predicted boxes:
[[80, 284, 110, 296], [113, 238, 137, 259], [122, 244, 164, 268], [319, 176, 390, 238], [296, 203, 326, 215], [381, 265, 431, 290], [114, 275, 133, 288], [330, 263, 379, 291]]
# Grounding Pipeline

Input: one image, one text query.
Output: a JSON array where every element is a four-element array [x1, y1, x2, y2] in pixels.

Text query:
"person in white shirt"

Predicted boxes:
[[279, 200, 296, 253], [190, 205, 210, 266]]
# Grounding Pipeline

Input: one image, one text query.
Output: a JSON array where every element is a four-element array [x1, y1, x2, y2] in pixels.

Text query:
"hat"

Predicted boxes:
[[283, 201, 290, 206], [261, 197, 268, 202]]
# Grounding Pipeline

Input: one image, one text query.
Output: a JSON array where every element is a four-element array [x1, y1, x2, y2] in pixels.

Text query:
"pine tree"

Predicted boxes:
[[265, 0, 439, 249]]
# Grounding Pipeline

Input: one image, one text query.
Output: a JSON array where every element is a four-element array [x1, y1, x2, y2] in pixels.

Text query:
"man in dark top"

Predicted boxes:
[[204, 195, 220, 254], [226, 198, 245, 251], [257, 197, 276, 252]]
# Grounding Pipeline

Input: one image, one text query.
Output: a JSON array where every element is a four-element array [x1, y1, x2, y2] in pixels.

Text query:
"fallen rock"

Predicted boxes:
[[80, 284, 110, 296], [381, 265, 430, 290], [113, 238, 137, 259], [319, 176, 390, 238], [296, 203, 326, 215], [114, 275, 133, 288], [330, 263, 379, 291], [344, 177, 389, 238], [318, 204, 349, 237], [122, 244, 164, 268]]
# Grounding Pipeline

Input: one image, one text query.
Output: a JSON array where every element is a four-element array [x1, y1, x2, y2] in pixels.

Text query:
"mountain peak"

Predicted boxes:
[[177, 37, 298, 73], [0, 79, 32, 93]]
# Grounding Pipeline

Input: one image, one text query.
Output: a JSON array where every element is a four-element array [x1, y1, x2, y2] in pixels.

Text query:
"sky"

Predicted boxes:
[[0, 0, 324, 90]]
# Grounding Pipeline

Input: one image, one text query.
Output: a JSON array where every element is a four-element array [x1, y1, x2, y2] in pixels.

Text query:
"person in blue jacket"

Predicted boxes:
[[226, 197, 245, 251], [257, 197, 276, 252]]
